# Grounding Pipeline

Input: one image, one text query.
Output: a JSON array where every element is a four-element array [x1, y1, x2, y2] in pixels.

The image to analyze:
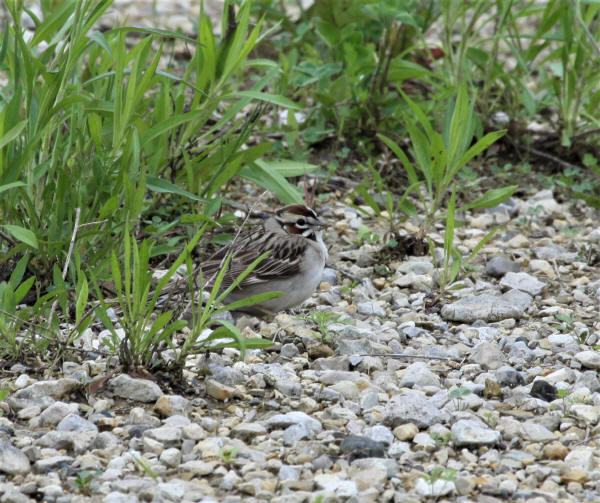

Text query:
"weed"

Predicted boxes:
[[296, 311, 353, 344]]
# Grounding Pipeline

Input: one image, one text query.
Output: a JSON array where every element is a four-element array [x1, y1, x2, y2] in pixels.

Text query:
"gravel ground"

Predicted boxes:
[[1, 187, 600, 503]]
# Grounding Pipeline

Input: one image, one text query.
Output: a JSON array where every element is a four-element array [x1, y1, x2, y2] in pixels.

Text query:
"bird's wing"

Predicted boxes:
[[200, 230, 308, 289]]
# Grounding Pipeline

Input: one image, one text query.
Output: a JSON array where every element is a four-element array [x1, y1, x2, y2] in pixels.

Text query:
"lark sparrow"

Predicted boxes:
[[201, 204, 329, 315]]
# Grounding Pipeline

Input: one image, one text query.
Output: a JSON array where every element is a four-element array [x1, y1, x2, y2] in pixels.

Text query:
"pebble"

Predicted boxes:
[[500, 272, 546, 296], [441, 294, 525, 322], [451, 419, 501, 446], [486, 256, 520, 277], [109, 374, 163, 402]]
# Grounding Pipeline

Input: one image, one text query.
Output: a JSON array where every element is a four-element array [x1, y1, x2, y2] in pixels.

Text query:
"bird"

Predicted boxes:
[[200, 204, 329, 315]]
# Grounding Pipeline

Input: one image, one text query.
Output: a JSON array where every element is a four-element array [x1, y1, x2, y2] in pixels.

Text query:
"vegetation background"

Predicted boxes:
[[0, 0, 599, 371]]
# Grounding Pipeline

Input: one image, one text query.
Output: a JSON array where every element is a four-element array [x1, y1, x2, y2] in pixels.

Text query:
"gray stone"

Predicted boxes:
[[56, 413, 98, 433], [266, 411, 322, 435], [274, 380, 302, 397], [575, 351, 600, 369], [451, 419, 501, 446], [208, 365, 245, 386], [508, 341, 535, 362], [321, 268, 338, 285], [486, 256, 521, 278], [231, 422, 267, 441], [399, 361, 440, 388], [521, 421, 555, 443], [470, 342, 504, 370], [415, 477, 456, 497], [159, 448, 181, 468], [109, 374, 163, 402], [278, 464, 300, 481], [154, 395, 190, 417], [576, 371, 600, 392], [14, 378, 81, 400], [33, 455, 74, 473], [357, 301, 386, 317], [383, 391, 448, 429], [500, 272, 546, 296], [565, 449, 595, 471], [39, 402, 78, 427], [0, 441, 30, 475], [534, 244, 577, 263], [363, 425, 394, 446], [441, 294, 525, 322], [501, 289, 534, 312], [495, 366, 524, 387]]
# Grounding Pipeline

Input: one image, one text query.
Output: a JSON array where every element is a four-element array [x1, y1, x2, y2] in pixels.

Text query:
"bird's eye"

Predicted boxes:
[[297, 218, 306, 226]]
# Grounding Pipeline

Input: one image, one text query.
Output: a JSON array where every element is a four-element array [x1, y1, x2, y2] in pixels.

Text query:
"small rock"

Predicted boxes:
[[266, 411, 322, 435], [500, 272, 546, 296], [530, 380, 557, 402], [339, 435, 385, 460], [231, 422, 267, 441], [0, 441, 30, 475], [205, 379, 236, 400], [483, 379, 502, 399], [14, 378, 81, 400], [543, 441, 569, 460], [521, 421, 555, 443], [384, 391, 448, 429], [575, 351, 600, 369], [57, 413, 98, 433], [159, 448, 181, 468], [470, 342, 504, 370], [154, 395, 190, 417], [363, 425, 394, 446], [415, 477, 455, 497], [357, 301, 386, 317], [451, 419, 501, 447], [486, 256, 520, 278], [441, 294, 524, 322], [399, 361, 440, 388], [109, 374, 163, 402], [393, 423, 418, 441]]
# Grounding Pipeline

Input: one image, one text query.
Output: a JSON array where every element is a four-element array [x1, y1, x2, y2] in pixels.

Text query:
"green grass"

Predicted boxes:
[[1, 0, 600, 368]]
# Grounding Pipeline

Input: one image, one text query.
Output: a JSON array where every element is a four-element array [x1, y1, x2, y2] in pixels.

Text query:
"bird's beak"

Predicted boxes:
[[316, 218, 329, 229]]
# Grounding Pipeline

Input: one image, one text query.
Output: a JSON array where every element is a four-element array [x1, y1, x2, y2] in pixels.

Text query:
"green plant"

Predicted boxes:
[[448, 386, 472, 411], [431, 432, 451, 447], [92, 228, 198, 370], [220, 446, 240, 464], [379, 86, 516, 291], [421, 466, 458, 496], [74, 470, 101, 496], [174, 244, 278, 372], [380, 85, 517, 233], [0, 0, 310, 301], [260, 0, 439, 149], [296, 311, 352, 343], [132, 455, 158, 482], [353, 163, 420, 236]]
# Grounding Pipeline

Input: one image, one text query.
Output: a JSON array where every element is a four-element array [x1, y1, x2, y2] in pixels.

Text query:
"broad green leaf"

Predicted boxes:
[[230, 91, 302, 110], [0, 182, 25, 195], [458, 185, 518, 211], [2, 225, 38, 249], [240, 160, 303, 204], [454, 130, 506, 179], [376, 133, 419, 186], [213, 291, 283, 315], [0, 119, 27, 150], [147, 176, 205, 202], [260, 160, 318, 177]]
